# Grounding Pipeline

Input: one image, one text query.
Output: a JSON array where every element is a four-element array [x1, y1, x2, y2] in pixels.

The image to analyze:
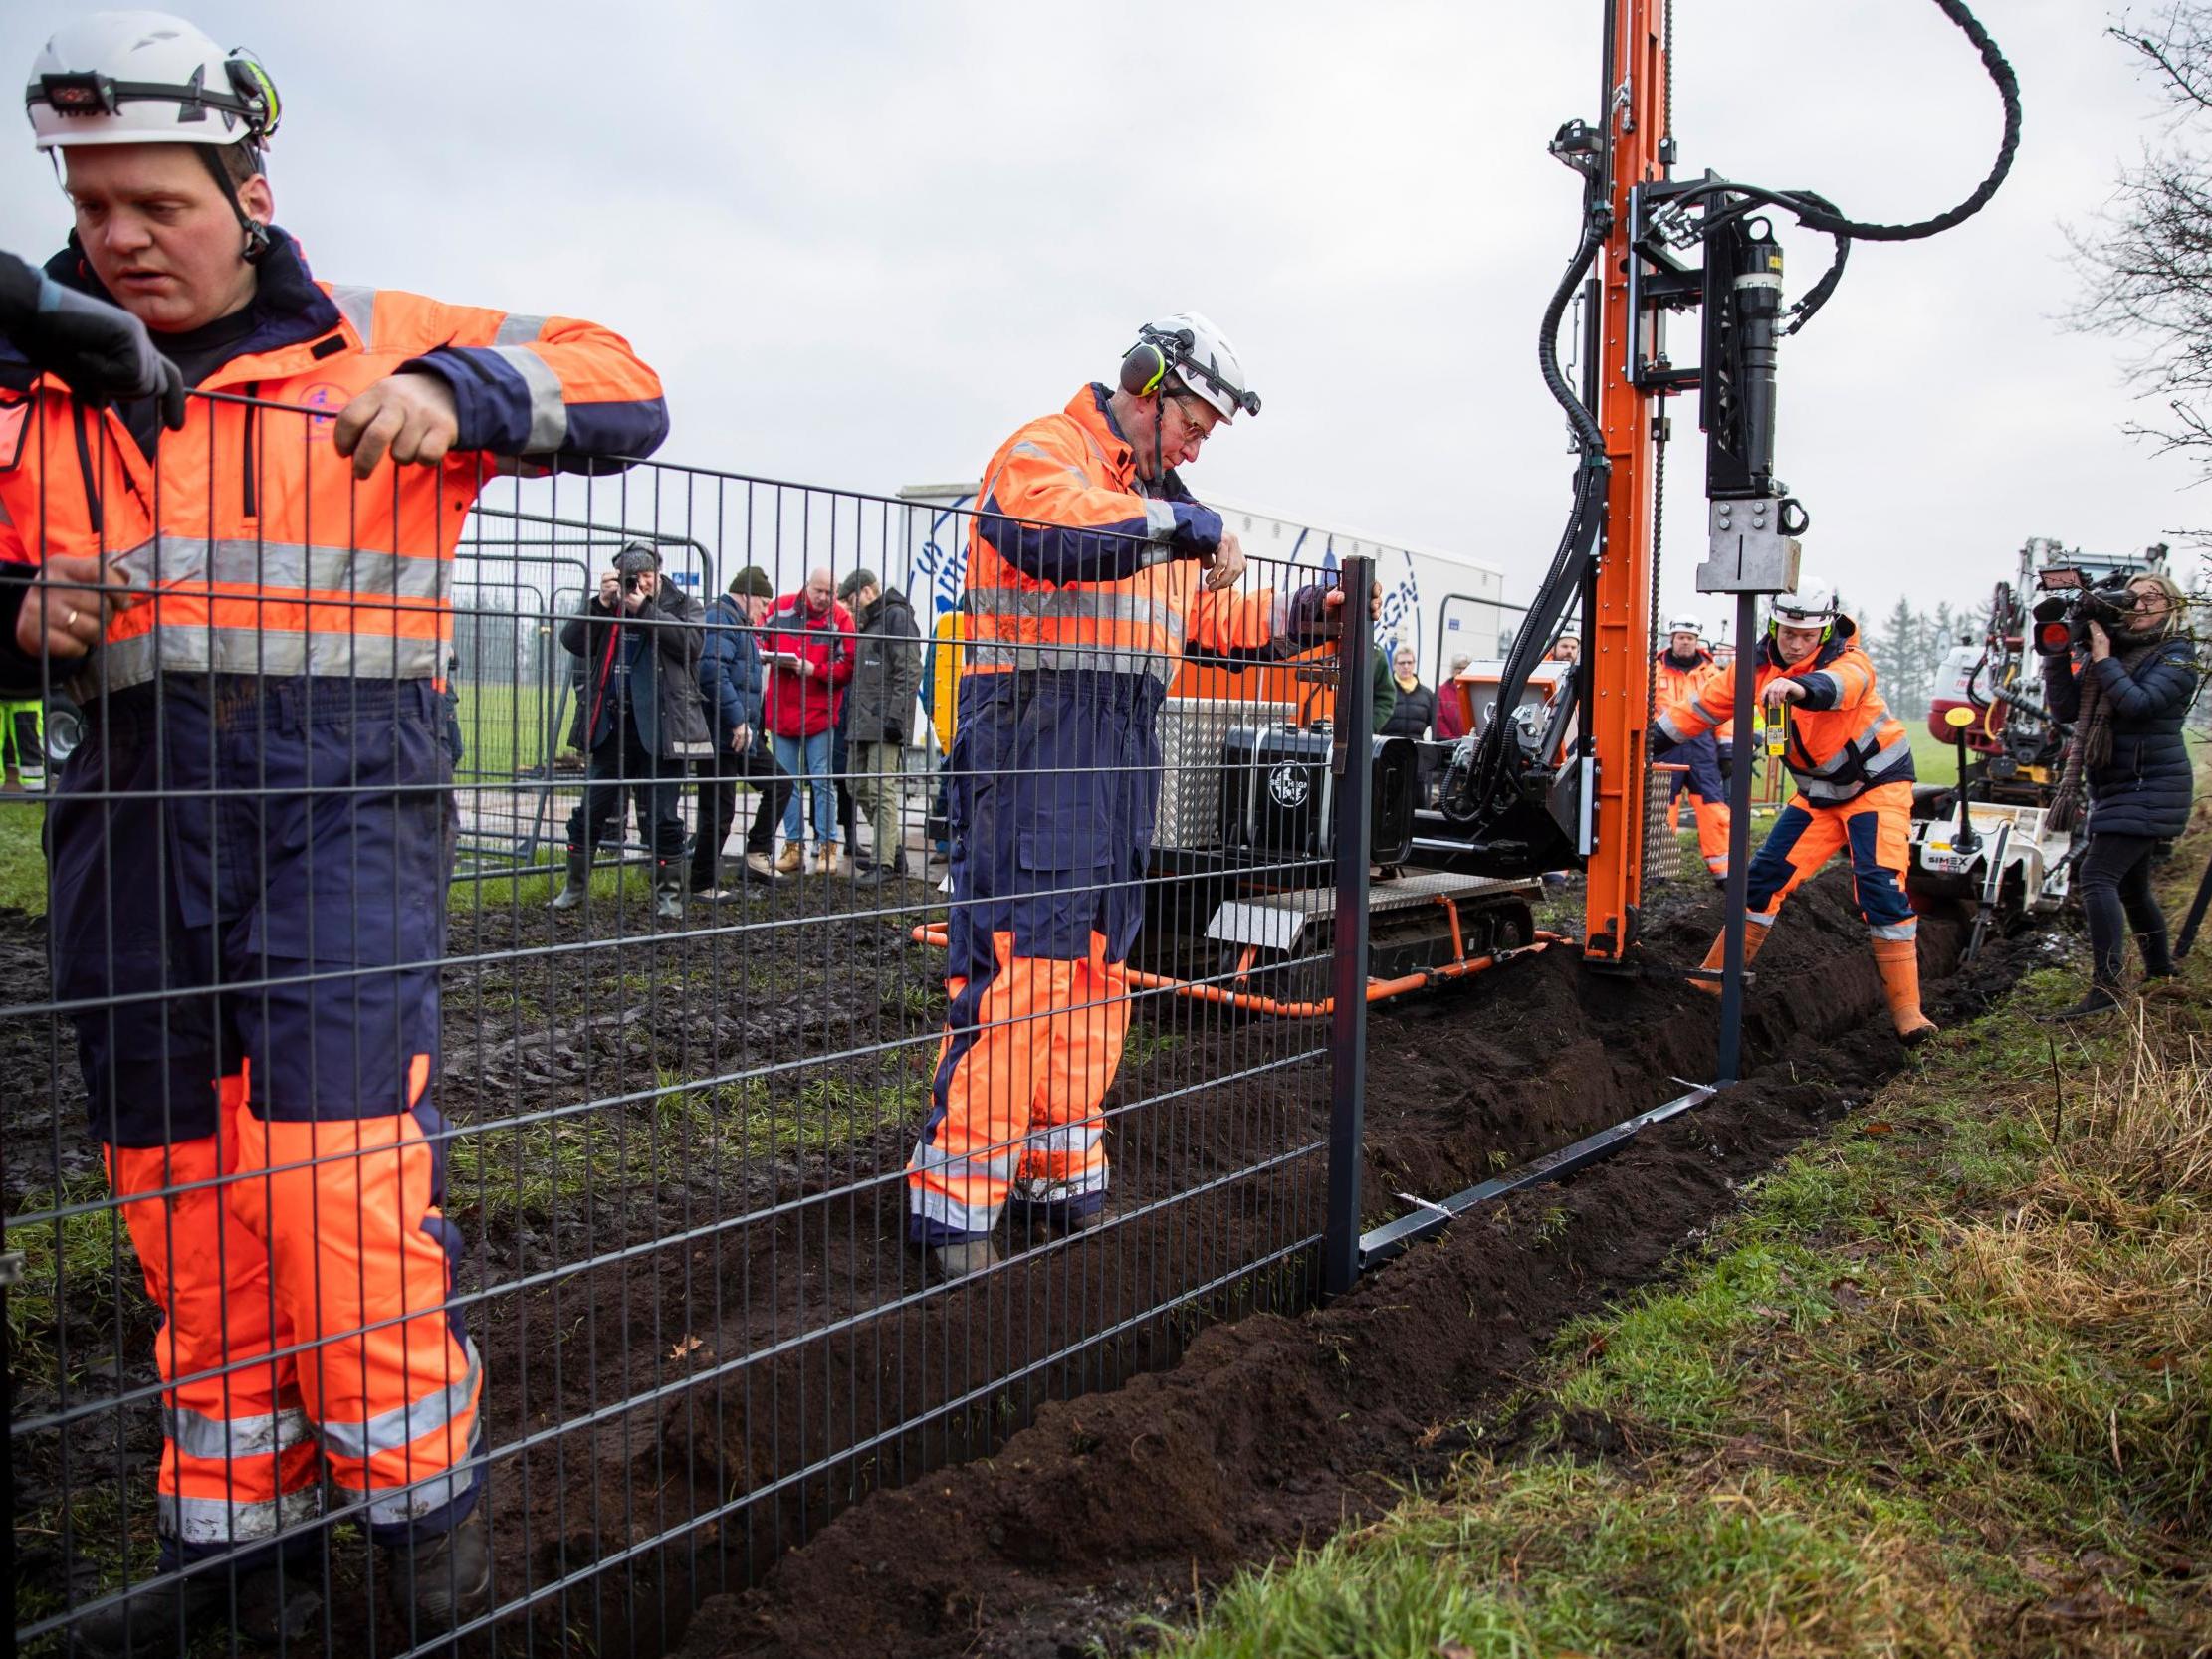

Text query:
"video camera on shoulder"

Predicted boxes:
[[2029, 567, 2138, 657]]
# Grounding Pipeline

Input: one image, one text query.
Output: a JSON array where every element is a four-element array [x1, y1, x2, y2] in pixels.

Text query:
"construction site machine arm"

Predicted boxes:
[[1427, 0, 2021, 995]]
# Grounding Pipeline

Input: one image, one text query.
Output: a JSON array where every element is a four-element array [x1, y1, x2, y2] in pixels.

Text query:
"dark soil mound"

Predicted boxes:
[[672, 874, 2043, 1659]]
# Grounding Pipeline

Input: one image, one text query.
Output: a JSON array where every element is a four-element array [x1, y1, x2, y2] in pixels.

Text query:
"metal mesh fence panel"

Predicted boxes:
[[4, 389, 1353, 1657]]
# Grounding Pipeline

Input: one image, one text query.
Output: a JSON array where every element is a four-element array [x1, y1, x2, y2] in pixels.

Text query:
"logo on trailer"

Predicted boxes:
[[1267, 761, 1311, 809]]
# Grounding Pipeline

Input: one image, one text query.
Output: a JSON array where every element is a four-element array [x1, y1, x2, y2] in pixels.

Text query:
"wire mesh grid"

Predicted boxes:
[[2, 388, 1360, 1657]]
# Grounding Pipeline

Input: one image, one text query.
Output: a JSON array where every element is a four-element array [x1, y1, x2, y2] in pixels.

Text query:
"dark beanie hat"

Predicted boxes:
[[730, 566, 774, 598]]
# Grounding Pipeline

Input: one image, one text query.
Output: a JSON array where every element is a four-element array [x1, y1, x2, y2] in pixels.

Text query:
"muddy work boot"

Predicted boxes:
[[924, 1237, 1001, 1281], [390, 1511, 492, 1636], [71, 1563, 324, 1658], [1687, 921, 1769, 996], [549, 849, 590, 911], [1870, 935, 1938, 1047]]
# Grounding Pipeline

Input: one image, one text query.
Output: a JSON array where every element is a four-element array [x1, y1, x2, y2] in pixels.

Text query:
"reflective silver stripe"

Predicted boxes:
[[909, 1182, 1007, 1234], [1025, 1124, 1100, 1155], [109, 537, 448, 603], [1791, 733, 1912, 801], [967, 592, 1171, 626], [328, 284, 377, 347], [1142, 499, 1176, 542], [1655, 711, 1690, 742], [490, 345, 568, 453], [492, 312, 548, 347], [1009, 440, 1050, 461], [163, 1403, 313, 1463], [1045, 644, 1176, 685], [318, 1341, 480, 1466], [1869, 919, 1918, 940], [332, 1424, 484, 1528], [1799, 711, 1896, 777], [158, 1483, 324, 1545], [1745, 909, 1778, 928], [74, 627, 445, 698], [1010, 1170, 1107, 1203]]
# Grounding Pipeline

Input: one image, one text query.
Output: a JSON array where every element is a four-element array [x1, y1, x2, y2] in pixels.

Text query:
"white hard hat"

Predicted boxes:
[[26, 12, 279, 154], [1769, 581, 1839, 634], [1665, 614, 1704, 638], [1126, 311, 1260, 422]]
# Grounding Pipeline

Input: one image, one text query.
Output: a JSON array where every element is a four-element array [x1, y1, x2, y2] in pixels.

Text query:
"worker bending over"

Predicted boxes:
[[906, 313, 1364, 1278], [1653, 583, 1936, 1046], [3, 15, 667, 1649], [1653, 615, 1731, 883]]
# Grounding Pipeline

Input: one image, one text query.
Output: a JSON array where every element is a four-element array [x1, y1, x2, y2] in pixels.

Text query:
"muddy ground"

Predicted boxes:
[[3, 865, 2054, 1658]]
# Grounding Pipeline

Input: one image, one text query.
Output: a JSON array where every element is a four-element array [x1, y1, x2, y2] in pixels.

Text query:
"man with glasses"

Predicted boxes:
[[906, 313, 1370, 1279]]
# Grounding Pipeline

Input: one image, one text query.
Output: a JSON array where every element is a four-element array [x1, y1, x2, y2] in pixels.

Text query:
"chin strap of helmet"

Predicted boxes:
[[194, 144, 273, 265]]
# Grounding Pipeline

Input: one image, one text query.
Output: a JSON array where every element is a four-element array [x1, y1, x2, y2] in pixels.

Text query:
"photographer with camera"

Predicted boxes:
[[553, 543, 714, 920], [2041, 571, 2199, 1019]]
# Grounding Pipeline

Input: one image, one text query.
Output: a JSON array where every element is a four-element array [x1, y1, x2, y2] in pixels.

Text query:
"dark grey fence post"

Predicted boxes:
[[1324, 556, 1376, 1297]]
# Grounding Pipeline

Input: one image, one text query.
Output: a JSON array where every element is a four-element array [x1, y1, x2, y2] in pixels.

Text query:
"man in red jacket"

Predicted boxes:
[[763, 565, 857, 875], [3, 15, 667, 1650]]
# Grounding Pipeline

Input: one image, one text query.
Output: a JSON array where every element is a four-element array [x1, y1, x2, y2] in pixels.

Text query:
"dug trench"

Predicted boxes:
[[1, 868, 2049, 1658], [670, 872, 2052, 1659]]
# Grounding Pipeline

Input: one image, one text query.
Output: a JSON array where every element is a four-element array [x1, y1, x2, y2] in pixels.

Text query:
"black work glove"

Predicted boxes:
[[0, 254, 185, 429], [1649, 727, 1679, 764], [883, 723, 904, 742], [1716, 743, 1733, 782]]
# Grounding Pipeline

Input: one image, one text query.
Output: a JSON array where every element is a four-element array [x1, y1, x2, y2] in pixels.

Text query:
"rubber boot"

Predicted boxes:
[[70, 1562, 323, 1658], [1870, 936, 1939, 1047], [391, 1509, 492, 1635], [1688, 922, 1769, 997], [654, 862, 684, 922], [925, 1237, 1001, 1281], [550, 849, 589, 911]]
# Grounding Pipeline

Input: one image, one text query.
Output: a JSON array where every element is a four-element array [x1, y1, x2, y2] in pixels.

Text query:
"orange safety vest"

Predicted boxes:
[[962, 384, 1271, 687], [1654, 645, 1733, 743], [0, 232, 666, 700], [1656, 617, 1911, 804]]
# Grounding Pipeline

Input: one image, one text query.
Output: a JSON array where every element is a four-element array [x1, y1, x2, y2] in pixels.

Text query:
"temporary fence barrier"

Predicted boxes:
[[2, 388, 1377, 1659]]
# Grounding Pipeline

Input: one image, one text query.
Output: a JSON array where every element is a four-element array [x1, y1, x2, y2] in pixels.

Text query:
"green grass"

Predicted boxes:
[[1154, 833, 2212, 1658], [0, 798, 45, 912]]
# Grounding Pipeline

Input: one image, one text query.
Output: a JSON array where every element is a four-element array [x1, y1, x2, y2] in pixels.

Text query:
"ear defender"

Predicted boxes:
[[1119, 339, 1169, 398]]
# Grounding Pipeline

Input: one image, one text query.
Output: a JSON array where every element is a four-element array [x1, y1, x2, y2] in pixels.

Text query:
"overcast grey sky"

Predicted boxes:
[[0, 1, 2188, 632]]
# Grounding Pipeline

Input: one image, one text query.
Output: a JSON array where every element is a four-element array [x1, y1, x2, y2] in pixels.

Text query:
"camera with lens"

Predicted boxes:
[[614, 541, 661, 595], [2029, 567, 2138, 657]]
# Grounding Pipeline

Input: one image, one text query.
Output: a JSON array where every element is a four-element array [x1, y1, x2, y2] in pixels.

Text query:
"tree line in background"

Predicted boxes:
[[1857, 595, 1986, 719]]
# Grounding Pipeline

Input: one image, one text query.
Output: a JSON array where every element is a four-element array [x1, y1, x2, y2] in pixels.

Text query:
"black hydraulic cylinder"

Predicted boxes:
[[1715, 590, 1761, 1085], [1324, 556, 1377, 1297]]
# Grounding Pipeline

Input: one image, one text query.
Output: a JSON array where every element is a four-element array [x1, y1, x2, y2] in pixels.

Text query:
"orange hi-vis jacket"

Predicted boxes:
[[0, 228, 668, 700], [1656, 616, 1913, 805], [963, 383, 1273, 686], [1654, 645, 1734, 744]]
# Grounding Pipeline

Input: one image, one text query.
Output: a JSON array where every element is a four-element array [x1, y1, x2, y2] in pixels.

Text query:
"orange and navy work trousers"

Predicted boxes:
[[1663, 733, 1732, 880], [53, 678, 480, 1564], [1743, 779, 1917, 943], [907, 671, 1160, 1243]]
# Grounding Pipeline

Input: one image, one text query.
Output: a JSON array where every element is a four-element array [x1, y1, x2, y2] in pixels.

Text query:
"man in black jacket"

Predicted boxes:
[[839, 568, 924, 882], [553, 544, 713, 919], [693, 565, 795, 895]]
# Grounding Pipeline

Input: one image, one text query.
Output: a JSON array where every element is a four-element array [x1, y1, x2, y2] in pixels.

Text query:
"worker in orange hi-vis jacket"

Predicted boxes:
[[1, 15, 667, 1650], [1653, 615, 1733, 883], [1653, 582, 1936, 1047], [907, 313, 1374, 1280]]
